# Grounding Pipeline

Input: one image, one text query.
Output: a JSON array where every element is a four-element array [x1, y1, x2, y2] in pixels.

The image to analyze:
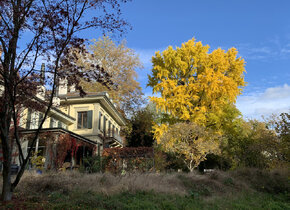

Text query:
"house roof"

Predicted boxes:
[[0, 80, 75, 124]]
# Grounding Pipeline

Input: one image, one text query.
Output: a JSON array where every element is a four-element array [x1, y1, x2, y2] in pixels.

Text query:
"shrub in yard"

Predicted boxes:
[[30, 151, 45, 171], [79, 156, 107, 173], [231, 168, 289, 194], [102, 147, 154, 173]]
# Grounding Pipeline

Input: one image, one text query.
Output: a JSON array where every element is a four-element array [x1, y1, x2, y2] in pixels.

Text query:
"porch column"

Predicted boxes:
[[35, 137, 39, 153]]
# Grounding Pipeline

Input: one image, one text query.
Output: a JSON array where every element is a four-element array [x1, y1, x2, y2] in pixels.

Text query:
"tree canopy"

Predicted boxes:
[[78, 36, 144, 116], [125, 105, 155, 147], [148, 38, 246, 128], [148, 38, 246, 170], [160, 122, 221, 172]]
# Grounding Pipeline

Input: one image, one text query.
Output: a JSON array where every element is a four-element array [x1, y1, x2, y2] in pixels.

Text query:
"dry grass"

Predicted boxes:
[[15, 171, 188, 196], [1, 168, 289, 198]]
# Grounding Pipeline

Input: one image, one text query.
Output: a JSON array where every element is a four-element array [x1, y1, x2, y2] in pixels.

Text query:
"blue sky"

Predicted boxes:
[[109, 0, 290, 119], [29, 0, 289, 119]]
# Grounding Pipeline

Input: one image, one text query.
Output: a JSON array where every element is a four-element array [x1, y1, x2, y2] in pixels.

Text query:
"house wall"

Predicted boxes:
[[59, 102, 121, 144], [20, 108, 70, 130]]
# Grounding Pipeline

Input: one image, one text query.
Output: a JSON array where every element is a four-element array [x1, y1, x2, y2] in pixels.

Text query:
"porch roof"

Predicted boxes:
[[19, 128, 98, 145]]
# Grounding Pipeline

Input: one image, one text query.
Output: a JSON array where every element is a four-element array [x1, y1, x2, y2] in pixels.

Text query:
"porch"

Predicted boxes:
[[19, 128, 99, 170]]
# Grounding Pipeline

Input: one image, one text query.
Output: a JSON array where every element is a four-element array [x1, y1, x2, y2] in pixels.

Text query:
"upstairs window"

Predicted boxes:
[[38, 113, 44, 127], [58, 120, 64, 128], [26, 109, 32, 129], [77, 110, 92, 129], [50, 118, 57, 128]]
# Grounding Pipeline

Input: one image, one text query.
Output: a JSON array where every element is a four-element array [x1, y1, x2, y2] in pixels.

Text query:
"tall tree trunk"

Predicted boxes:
[[0, 121, 13, 201], [1, 156, 13, 201]]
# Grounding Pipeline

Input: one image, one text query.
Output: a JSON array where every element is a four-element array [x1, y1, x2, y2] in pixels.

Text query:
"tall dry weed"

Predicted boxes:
[[1, 168, 288, 197]]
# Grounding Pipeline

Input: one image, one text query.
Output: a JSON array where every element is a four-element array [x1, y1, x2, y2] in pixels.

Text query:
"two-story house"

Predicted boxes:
[[4, 65, 126, 169]]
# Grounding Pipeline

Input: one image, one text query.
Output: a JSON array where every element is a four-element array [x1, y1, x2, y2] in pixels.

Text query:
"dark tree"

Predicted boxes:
[[274, 112, 290, 162], [126, 105, 155, 147], [0, 0, 130, 201]]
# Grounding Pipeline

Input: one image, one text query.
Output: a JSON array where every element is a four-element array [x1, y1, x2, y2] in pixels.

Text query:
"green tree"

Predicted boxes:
[[265, 112, 290, 164], [222, 119, 281, 169], [276, 112, 290, 162], [126, 105, 155, 147]]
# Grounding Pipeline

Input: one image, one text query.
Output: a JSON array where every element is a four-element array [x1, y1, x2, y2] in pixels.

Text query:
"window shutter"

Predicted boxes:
[[77, 112, 81, 129], [108, 121, 111, 136], [103, 116, 107, 134], [26, 109, 32, 129], [98, 112, 102, 130], [87, 110, 92, 129], [50, 118, 54, 128]]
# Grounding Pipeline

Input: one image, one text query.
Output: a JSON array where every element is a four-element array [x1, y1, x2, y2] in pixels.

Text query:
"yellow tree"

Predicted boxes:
[[81, 36, 144, 115], [160, 122, 221, 172], [148, 38, 246, 169]]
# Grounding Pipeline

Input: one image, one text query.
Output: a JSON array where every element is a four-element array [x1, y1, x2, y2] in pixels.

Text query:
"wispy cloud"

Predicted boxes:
[[135, 48, 157, 66], [134, 47, 167, 66], [237, 84, 290, 119], [235, 43, 276, 60], [233, 36, 290, 61]]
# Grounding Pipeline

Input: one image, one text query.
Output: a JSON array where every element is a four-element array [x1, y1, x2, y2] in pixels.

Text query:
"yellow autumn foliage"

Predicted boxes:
[[148, 38, 246, 127], [148, 38, 246, 169], [160, 122, 221, 171]]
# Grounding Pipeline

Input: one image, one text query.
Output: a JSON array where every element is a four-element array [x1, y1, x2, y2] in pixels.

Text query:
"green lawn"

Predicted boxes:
[[1, 190, 289, 210]]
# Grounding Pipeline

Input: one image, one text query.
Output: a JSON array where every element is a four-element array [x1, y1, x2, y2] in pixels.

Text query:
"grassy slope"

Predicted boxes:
[[1, 168, 289, 209]]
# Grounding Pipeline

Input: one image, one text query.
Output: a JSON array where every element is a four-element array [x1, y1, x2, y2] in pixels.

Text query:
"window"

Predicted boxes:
[[38, 113, 44, 127], [26, 109, 32, 129], [26, 110, 38, 129], [50, 118, 56, 128], [77, 110, 92, 129], [98, 112, 102, 130], [58, 120, 62, 128]]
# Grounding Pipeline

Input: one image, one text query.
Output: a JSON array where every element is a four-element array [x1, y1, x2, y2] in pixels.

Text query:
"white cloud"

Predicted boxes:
[[135, 48, 156, 66], [229, 35, 290, 61], [134, 47, 166, 66], [235, 44, 275, 60], [237, 84, 290, 119]]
